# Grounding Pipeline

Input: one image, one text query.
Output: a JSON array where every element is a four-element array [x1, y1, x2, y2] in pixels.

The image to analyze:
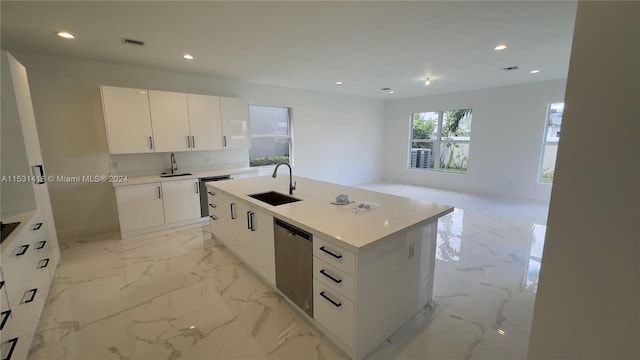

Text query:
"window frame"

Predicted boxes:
[[408, 109, 472, 173], [248, 105, 293, 168]]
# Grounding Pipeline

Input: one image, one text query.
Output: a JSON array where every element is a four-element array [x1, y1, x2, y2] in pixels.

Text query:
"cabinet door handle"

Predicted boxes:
[[0, 310, 11, 330], [320, 291, 342, 308], [209, 203, 216, 208], [249, 212, 255, 231], [157, 186, 162, 199], [4, 337, 18, 360], [230, 203, 236, 219], [37, 258, 50, 269], [246, 211, 252, 230], [149, 136, 154, 149], [209, 215, 217, 220], [22, 288, 37, 304], [195, 182, 199, 194], [32, 222, 43, 230], [319, 269, 342, 284], [191, 136, 195, 148], [319, 246, 343, 259], [223, 135, 227, 147], [32, 164, 46, 184], [35, 240, 47, 250], [16, 244, 29, 256]]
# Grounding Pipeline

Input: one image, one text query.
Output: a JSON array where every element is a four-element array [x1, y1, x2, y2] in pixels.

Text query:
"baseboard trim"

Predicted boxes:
[[57, 223, 119, 241]]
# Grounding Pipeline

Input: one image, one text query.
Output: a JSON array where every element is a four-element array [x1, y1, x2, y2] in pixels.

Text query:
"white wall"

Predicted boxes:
[[382, 80, 567, 202], [528, 1, 639, 358], [11, 52, 384, 237]]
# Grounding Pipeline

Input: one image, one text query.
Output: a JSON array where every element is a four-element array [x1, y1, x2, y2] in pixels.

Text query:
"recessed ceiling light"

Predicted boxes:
[[425, 77, 431, 85], [494, 44, 507, 51], [530, 69, 541, 74], [57, 31, 75, 39], [183, 54, 194, 60], [389, 90, 395, 94], [336, 81, 343, 85]]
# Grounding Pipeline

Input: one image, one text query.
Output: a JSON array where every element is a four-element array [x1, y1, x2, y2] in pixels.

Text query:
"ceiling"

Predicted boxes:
[[0, 1, 577, 99]]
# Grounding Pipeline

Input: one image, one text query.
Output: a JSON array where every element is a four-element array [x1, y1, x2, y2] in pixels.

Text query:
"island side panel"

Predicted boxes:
[[353, 220, 437, 360]]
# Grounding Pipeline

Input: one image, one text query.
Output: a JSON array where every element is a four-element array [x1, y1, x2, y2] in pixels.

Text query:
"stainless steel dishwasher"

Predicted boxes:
[[274, 218, 313, 317]]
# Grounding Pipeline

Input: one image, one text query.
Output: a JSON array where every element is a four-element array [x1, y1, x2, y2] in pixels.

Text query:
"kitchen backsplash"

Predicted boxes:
[[110, 149, 249, 177]]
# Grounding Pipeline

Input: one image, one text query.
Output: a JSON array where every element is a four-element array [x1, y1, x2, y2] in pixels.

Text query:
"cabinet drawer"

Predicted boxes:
[[313, 257, 355, 301], [313, 237, 355, 276], [313, 279, 354, 349]]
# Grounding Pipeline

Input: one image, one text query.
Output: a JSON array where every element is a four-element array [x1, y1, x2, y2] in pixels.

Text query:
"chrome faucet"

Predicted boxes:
[[170, 153, 178, 174], [272, 162, 296, 195]]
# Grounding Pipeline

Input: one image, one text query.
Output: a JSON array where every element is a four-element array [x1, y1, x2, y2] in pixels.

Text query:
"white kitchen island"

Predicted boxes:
[[206, 175, 453, 360]]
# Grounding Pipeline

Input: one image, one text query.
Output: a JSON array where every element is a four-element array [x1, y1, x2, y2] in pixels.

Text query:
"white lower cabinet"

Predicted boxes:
[[161, 179, 200, 223], [313, 279, 355, 349], [116, 179, 201, 235], [116, 183, 165, 233], [206, 186, 275, 286], [251, 209, 275, 285], [1, 211, 58, 360]]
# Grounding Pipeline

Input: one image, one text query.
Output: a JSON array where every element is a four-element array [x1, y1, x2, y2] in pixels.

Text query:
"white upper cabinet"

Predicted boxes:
[[100, 86, 154, 154], [187, 94, 223, 151], [220, 97, 251, 149], [101, 86, 249, 153], [149, 90, 191, 152]]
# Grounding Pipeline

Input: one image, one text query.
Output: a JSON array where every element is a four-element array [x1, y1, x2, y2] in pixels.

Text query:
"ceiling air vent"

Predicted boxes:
[[502, 66, 519, 71], [121, 38, 145, 47]]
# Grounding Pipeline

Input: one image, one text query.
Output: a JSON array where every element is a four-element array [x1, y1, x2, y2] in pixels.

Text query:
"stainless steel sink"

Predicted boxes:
[[160, 173, 192, 178], [249, 191, 301, 206]]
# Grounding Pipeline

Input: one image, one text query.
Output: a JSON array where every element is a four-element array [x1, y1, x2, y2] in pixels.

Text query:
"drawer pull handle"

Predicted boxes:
[[319, 269, 342, 284], [208, 191, 215, 195], [209, 203, 216, 208], [320, 291, 342, 308], [4, 337, 18, 359], [32, 222, 43, 230], [319, 246, 342, 259], [0, 310, 11, 330], [22, 288, 37, 304], [37, 258, 50, 269], [16, 244, 29, 256], [210, 215, 217, 220], [36, 240, 47, 249]]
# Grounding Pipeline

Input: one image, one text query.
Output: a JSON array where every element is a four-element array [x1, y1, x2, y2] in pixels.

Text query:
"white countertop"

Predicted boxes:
[[207, 175, 453, 252], [111, 167, 257, 187]]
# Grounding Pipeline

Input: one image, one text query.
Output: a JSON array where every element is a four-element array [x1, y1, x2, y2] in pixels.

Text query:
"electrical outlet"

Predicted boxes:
[[409, 243, 415, 259]]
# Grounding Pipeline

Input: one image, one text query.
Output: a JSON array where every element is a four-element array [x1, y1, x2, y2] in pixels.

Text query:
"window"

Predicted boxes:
[[249, 105, 292, 167], [409, 109, 472, 173], [538, 102, 563, 182]]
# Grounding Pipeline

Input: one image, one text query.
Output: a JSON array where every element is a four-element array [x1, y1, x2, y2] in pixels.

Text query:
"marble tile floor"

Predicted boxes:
[[30, 182, 549, 360]]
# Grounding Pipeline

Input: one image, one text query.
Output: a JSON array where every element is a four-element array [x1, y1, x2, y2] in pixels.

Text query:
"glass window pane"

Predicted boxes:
[[249, 138, 290, 166], [442, 109, 472, 140], [411, 112, 438, 140], [249, 106, 289, 136], [540, 143, 558, 182], [545, 103, 563, 142], [410, 142, 435, 169], [539, 102, 563, 181], [439, 142, 469, 173]]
